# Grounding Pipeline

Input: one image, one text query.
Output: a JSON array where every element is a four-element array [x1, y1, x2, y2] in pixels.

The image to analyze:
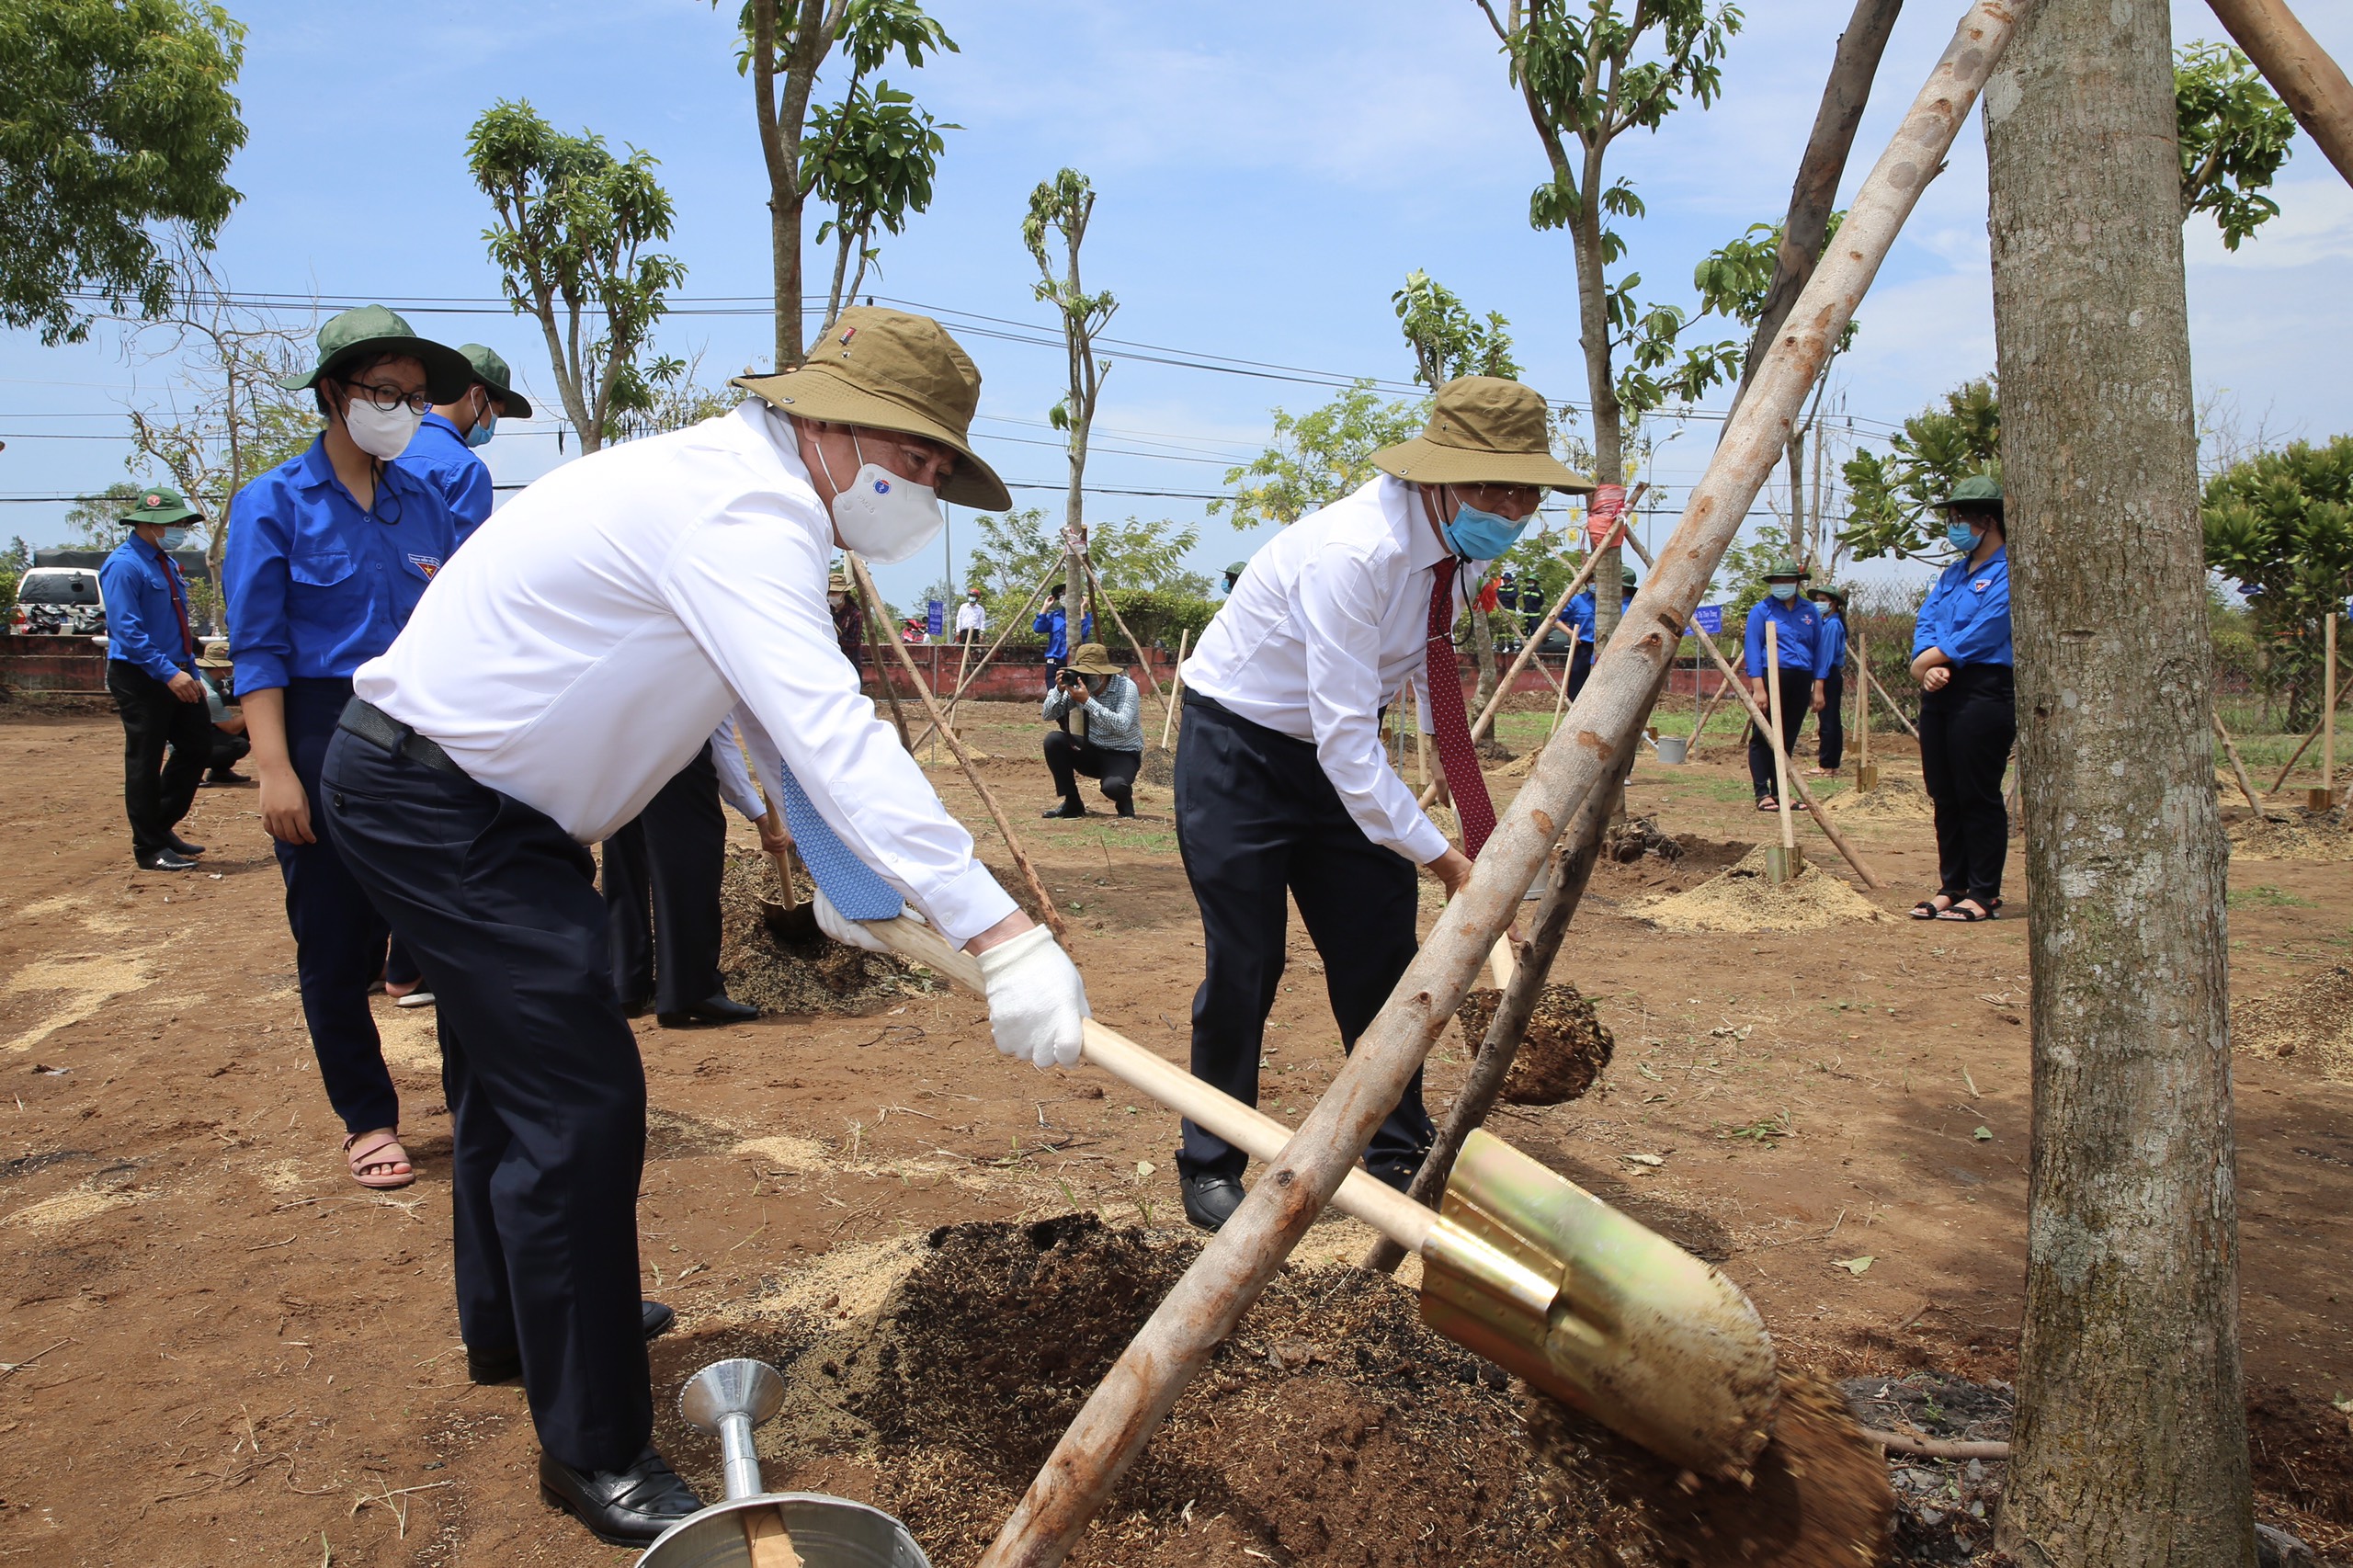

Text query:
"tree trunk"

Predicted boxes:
[[1985, 2, 2256, 1562], [1571, 202, 1624, 653], [1469, 602, 1501, 722]]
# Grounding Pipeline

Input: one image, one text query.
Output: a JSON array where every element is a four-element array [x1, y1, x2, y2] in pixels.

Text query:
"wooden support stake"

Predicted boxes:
[[972, 4, 2014, 1555], [1866, 664, 1922, 739], [2262, 675, 2353, 792], [2211, 709, 2269, 818], [1079, 556, 1174, 734], [912, 564, 1061, 751], [846, 553, 1067, 938], [849, 568, 914, 749], [1158, 630, 1189, 751]]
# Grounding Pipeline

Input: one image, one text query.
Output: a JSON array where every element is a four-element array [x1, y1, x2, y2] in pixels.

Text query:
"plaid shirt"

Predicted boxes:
[[1042, 672, 1144, 753]]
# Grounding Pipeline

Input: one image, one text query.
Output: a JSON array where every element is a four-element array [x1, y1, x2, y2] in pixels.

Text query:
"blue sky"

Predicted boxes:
[[4, 0, 2347, 611]]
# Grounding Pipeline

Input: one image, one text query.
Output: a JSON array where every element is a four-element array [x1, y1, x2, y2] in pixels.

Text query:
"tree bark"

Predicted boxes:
[[1572, 199, 1626, 653], [1985, 2, 2256, 1562]]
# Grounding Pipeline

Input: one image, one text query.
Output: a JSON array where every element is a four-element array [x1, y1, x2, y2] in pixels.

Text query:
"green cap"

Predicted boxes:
[[1763, 556, 1808, 580], [1225, 561, 1249, 576], [119, 484, 202, 528], [1620, 565, 1639, 590], [1944, 474, 2004, 508], [457, 344, 533, 420], [279, 305, 474, 404], [1807, 582, 1849, 606]]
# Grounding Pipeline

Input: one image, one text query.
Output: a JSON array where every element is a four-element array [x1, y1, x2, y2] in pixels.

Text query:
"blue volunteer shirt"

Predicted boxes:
[[1744, 595, 1836, 678], [1035, 603, 1073, 662], [1556, 590, 1634, 644], [1913, 546, 2012, 667], [1816, 611, 1848, 675], [99, 535, 195, 681], [223, 438, 459, 695], [393, 412, 495, 547]]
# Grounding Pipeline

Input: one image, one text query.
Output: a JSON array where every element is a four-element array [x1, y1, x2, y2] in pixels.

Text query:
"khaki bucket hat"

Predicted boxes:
[[733, 307, 1011, 511], [1065, 642, 1122, 677], [1371, 377, 1593, 494]]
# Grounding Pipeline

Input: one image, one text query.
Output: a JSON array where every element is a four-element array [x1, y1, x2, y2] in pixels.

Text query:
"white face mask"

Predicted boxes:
[[342, 395, 424, 461], [813, 433, 944, 565]]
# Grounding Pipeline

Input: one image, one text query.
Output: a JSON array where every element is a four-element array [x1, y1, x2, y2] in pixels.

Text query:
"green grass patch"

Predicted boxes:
[[2227, 882, 2313, 909]]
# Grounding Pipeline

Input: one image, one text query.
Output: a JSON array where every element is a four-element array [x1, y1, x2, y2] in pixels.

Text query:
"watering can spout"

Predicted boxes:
[[1417, 1131, 1779, 1480]]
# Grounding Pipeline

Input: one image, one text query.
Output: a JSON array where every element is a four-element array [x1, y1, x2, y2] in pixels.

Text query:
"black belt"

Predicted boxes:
[[337, 697, 464, 777]]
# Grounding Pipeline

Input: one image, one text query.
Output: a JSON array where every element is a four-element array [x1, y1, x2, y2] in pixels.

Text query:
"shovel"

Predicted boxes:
[[756, 789, 822, 944], [867, 914, 1779, 1480]]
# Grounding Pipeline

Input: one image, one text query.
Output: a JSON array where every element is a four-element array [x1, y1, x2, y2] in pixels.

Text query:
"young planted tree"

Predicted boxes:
[[722, 0, 955, 369], [1211, 381, 1427, 530], [0, 0, 246, 345], [1986, 1, 2256, 1561], [2203, 435, 2353, 730], [1478, 0, 1745, 650], [1023, 168, 1117, 632], [803, 75, 952, 335], [1839, 377, 2002, 561], [468, 100, 688, 454]]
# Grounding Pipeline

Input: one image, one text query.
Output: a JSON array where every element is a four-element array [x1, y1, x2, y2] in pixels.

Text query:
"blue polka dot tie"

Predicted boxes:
[[771, 763, 905, 920]]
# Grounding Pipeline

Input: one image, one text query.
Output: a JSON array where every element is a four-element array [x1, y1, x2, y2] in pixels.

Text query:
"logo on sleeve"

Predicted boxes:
[[407, 553, 444, 579]]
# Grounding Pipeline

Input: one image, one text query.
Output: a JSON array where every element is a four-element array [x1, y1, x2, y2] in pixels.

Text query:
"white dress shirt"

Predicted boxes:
[[953, 598, 986, 634], [709, 712, 768, 824], [1181, 474, 1482, 867], [353, 403, 1017, 946]]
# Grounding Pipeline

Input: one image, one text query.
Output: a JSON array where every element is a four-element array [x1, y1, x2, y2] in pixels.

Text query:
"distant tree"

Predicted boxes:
[[1023, 167, 1117, 632], [468, 100, 687, 455], [61, 483, 144, 550], [803, 76, 953, 335], [607, 350, 744, 443], [0, 537, 29, 609], [0, 0, 246, 345], [2202, 436, 2353, 731], [1839, 379, 2003, 562], [720, 0, 956, 369], [1391, 270, 1521, 389], [2176, 40, 2297, 251], [1477, 0, 1746, 650], [962, 507, 1209, 638], [1212, 381, 1427, 532]]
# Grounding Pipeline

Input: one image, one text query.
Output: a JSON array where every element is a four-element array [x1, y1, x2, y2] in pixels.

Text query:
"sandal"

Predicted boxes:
[[1910, 893, 1957, 921], [1935, 898, 1998, 923], [1756, 797, 1779, 812], [344, 1130, 415, 1190]]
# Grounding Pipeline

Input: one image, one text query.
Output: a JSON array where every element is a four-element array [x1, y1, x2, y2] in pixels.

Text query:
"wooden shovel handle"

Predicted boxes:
[[865, 915, 1437, 1250]]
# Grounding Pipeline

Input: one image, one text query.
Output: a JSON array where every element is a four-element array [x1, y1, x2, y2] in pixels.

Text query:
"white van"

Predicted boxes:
[[11, 567, 107, 636]]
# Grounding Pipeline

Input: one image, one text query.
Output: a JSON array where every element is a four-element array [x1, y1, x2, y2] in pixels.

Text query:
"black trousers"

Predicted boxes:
[[1918, 665, 2016, 903], [1043, 729, 1140, 810], [602, 744, 725, 1015], [1746, 669, 1817, 799], [281, 679, 397, 1137], [207, 724, 251, 780], [1172, 697, 1434, 1180], [1565, 642, 1595, 700], [107, 661, 210, 858], [1817, 668, 1847, 770], [321, 722, 652, 1473]]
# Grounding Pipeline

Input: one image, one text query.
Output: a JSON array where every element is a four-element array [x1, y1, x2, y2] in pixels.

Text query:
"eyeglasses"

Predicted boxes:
[[344, 380, 432, 415]]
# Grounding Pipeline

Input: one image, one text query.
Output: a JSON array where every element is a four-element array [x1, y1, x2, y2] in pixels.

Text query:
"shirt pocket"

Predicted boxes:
[[288, 539, 358, 588]]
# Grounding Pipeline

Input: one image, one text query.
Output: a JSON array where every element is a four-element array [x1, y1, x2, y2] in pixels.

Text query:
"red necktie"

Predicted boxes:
[[1425, 558, 1496, 858], [153, 541, 194, 661]]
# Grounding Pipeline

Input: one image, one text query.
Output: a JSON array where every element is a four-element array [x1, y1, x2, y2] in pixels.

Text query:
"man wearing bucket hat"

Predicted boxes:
[[1805, 582, 1852, 776], [316, 307, 1089, 1545], [100, 486, 212, 870], [397, 342, 532, 546], [1174, 376, 1591, 1232], [1041, 642, 1144, 818], [224, 304, 472, 1193], [1742, 557, 1833, 812]]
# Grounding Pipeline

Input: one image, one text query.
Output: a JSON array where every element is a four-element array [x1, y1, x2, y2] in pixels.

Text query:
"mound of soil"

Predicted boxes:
[[1456, 983, 1615, 1105], [717, 849, 931, 1015], [2230, 806, 2353, 862], [1631, 848, 1885, 935], [1527, 1369, 1894, 1567], [2235, 965, 2353, 1084], [1138, 744, 1176, 785], [1606, 814, 1686, 864], [1826, 775, 1934, 821]]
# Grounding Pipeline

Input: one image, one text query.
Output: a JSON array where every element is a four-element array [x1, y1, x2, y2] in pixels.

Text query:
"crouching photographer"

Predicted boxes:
[[1041, 642, 1142, 820]]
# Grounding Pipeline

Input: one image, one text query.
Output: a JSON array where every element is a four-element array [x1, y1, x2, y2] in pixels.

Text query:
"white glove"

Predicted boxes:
[[812, 887, 892, 953], [973, 926, 1090, 1069]]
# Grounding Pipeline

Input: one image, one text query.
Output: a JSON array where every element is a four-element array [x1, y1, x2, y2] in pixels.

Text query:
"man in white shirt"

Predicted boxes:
[[1173, 377, 1590, 1231], [953, 585, 987, 642], [315, 308, 1089, 1547]]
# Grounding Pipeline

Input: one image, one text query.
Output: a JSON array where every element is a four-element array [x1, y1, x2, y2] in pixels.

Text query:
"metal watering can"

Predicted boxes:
[[636, 1358, 931, 1568]]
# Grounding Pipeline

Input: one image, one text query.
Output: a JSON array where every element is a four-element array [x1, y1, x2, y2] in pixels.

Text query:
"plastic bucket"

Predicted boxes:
[[1654, 735, 1689, 766]]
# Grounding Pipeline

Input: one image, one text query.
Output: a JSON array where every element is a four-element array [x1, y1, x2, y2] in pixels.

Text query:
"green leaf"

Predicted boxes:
[[1973, 1126, 1993, 1142], [1836, 1256, 1874, 1276]]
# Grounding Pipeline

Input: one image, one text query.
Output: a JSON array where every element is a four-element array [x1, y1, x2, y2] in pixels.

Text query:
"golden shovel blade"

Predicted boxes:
[[1419, 1130, 1779, 1480]]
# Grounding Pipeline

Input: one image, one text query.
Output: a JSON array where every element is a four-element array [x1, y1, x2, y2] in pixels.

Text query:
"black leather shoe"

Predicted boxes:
[[656, 992, 759, 1028], [1180, 1172, 1246, 1233], [468, 1300, 676, 1385], [166, 833, 206, 856], [1041, 800, 1086, 819], [539, 1445, 701, 1546], [136, 849, 198, 872]]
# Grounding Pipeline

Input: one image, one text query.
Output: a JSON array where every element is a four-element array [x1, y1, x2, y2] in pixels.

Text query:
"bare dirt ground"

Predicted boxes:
[[2, 698, 2349, 1566]]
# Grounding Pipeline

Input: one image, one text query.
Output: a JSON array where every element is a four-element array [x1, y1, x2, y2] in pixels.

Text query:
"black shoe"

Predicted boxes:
[[202, 770, 248, 786], [1113, 799, 1137, 818], [1365, 1158, 1425, 1196], [655, 992, 760, 1028], [135, 849, 198, 872], [468, 1300, 676, 1385], [167, 833, 206, 856], [1041, 800, 1086, 819], [1179, 1172, 1246, 1233], [539, 1445, 701, 1547]]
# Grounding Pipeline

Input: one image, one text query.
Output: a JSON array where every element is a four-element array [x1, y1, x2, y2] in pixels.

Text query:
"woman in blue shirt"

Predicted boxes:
[[224, 306, 472, 1188], [1743, 558, 1833, 810], [1909, 475, 2014, 922]]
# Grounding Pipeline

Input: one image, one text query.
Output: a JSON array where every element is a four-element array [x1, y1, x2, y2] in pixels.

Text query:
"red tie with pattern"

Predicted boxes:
[[1425, 558, 1496, 857], [153, 540, 194, 661]]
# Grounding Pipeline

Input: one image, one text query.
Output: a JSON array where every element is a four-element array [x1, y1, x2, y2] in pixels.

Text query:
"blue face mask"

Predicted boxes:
[[159, 528, 189, 551], [1768, 581, 1799, 601], [1441, 503, 1528, 562], [465, 413, 497, 449], [1946, 520, 1981, 552]]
